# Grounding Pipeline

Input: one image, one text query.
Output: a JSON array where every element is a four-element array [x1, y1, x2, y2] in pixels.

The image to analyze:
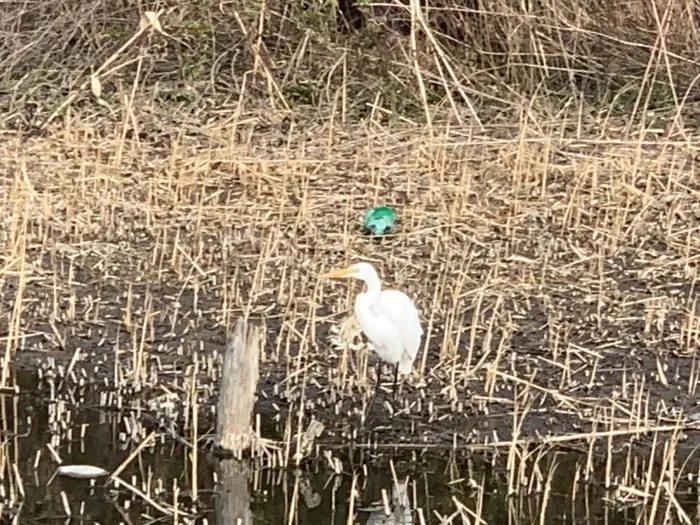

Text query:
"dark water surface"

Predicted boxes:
[[0, 368, 694, 524]]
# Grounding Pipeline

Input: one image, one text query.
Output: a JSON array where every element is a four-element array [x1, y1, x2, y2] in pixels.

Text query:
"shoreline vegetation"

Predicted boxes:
[[2, 1, 700, 523]]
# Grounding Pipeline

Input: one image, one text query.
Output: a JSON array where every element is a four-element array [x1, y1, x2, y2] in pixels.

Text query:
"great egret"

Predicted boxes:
[[322, 262, 423, 412]]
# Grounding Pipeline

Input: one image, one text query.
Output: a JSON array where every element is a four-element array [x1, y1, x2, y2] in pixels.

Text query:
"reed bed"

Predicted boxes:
[[1, 112, 699, 523], [1, 0, 700, 522]]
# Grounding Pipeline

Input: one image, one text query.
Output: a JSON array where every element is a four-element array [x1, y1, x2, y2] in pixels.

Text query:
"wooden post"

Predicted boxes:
[[216, 317, 260, 453]]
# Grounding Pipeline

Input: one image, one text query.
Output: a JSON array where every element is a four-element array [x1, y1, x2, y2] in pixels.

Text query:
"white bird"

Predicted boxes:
[[322, 262, 423, 409]]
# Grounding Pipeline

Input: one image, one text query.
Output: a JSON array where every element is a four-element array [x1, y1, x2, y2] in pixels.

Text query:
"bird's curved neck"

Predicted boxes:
[[362, 272, 382, 300]]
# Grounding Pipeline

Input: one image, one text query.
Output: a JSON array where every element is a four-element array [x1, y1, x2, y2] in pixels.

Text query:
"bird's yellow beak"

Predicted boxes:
[[321, 267, 354, 279]]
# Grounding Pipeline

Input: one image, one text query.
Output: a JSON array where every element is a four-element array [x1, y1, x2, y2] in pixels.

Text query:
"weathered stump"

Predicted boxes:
[[216, 317, 260, 454]]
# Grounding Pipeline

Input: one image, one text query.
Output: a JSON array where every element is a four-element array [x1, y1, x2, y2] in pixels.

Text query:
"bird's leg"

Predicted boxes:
[[364, 362, 381, 421], [392, 363, 399, 401]]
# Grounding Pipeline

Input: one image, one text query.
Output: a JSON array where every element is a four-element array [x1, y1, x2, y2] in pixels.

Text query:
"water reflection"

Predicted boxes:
[[361, 479, 412, 525], [216, 459, 253, 525], [2, 368, 699, 524]]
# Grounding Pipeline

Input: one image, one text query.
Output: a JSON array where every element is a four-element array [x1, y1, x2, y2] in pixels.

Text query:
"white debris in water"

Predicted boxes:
[[57, 465, 109, 479]]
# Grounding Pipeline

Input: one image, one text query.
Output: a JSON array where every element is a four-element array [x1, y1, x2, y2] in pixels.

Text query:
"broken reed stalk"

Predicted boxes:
[[216, 317, 260, 454]]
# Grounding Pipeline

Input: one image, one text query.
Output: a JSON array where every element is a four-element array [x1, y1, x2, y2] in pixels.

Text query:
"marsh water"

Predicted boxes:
[[1, 368, 696, 524]]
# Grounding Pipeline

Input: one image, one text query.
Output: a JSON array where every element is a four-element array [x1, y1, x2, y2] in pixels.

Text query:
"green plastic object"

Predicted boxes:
[[363, 206, 397, 235]]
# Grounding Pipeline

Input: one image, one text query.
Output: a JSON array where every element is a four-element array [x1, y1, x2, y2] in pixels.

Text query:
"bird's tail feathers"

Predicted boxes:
[[398, 359, 414, 375]]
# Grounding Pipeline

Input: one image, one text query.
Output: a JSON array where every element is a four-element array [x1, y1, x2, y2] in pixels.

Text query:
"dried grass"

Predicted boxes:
[[1, 0, 700, 522]]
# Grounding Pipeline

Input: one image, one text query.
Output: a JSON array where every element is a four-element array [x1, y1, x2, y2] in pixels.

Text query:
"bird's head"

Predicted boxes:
[[321, 262, 378, 282]]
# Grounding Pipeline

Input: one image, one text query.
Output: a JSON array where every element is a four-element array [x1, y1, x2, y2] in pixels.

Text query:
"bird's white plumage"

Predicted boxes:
[[325, 262, 423, 375]]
